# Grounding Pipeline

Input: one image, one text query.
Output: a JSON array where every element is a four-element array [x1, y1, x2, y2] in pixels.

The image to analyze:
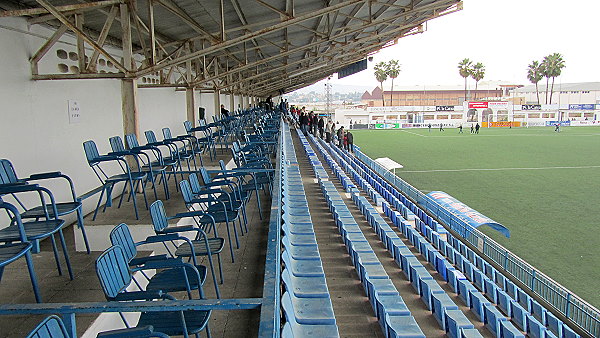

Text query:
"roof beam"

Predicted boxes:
[[0, 0, 123, 17], [134, 0, 365, 77], [34, 0, 129, 74]]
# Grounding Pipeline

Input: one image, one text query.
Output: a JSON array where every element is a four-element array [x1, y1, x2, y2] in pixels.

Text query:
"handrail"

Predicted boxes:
[[257, 118, 283, 337], [353, 146, 600, 338]]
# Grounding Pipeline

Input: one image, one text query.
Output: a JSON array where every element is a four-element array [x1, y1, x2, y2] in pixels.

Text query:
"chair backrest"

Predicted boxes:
[[109, 223, 137, 263], [109, 136, 127, 153], [26, 315, 69, 338], [0, 202, 29, 243], [188, 173, 203, 195], [0, 159, 19, 185], [82, 140, 101, 164], [144, 130, 158, 144], [184, 121, 192, 133], [179, 180, 194, 206], [149, 200, 169, 232], [95, 245, 132, 300], [162, 128, 173, 140], [198, 167, 212, 185], [125, 134, 140, 149], [218, 160, 227, 171]]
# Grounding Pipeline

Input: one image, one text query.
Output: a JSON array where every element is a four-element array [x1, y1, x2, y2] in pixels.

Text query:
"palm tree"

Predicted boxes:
[[543, 53, 566, 104], [386, 60, 401, 106], [527, 60, 544, 104], [470, 62, 485, 99], [374, 61, 388, 106], [458, 58, 472, 102]]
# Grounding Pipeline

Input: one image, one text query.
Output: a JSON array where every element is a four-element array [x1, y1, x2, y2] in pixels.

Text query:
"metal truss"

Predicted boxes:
[[3, 0, 462, 96]]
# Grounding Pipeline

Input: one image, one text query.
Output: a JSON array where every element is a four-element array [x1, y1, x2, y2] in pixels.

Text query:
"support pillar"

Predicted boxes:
[[213, 89, 221, 120], [121, 79, 140, 138], [186, 88, 195, 127], [229, 92, 235, 114]]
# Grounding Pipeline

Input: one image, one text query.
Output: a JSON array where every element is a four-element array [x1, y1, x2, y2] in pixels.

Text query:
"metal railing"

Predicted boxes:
[[353, 147, 600, 337]]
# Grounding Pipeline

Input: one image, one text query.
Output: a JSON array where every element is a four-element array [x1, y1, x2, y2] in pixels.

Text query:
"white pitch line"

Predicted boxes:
[[401, 165, 600, 173], [399, 129, 427, 137]]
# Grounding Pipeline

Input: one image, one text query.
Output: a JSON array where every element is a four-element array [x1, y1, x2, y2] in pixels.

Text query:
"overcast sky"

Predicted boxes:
[[304, 0, 600, 92]]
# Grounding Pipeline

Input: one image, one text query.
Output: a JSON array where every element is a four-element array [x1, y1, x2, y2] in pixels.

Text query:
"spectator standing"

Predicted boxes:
[[318, 116, 325, 138], [220, 104, 229, 118], [325, 120, 333, 143], [346, 131, 354, 153], [337, 126, 344, 147]]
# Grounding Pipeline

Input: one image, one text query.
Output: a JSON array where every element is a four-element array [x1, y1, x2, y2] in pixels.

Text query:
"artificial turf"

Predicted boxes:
[[351, 126, 600, 309]]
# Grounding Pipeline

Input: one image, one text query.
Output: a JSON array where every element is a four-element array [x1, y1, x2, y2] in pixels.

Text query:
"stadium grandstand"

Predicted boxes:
[[0, 0, 598, 337]]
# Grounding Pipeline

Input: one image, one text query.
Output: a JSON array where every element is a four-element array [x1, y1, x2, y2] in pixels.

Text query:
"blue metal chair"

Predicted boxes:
[[0, 184, 73, 281], [149, 200, 224, 298], [144, 130, 190, 179], [162, 127, 202, 168], [26, 314, 169, 338], [0, 202, 41, 303], [109, 135, 167, 200], [179, 179, 240, 263], [184, 121, 215, 161], [109, 223, 207, 299], [95, 246, 211, 338], [0, 159, 91, 254], [82, 140, 148, 220], [125, 133, 180, 193]]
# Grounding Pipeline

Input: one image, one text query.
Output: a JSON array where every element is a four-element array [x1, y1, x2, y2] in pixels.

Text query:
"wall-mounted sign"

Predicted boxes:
[[436, 105, 455, 111], [522, 104, 541, 110], [68, 100, 81, 124], [468, 102, 488, 109], [569, 104, 595, 110]]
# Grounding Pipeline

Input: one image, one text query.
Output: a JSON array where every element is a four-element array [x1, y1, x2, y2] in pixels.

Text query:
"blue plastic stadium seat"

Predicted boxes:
[[510, 300, 527, 331], [282, 250, 325, 277], [460, 328, 484, 337], [282, 269, 330, 298], [530, 299, 547, 324], [526, 314, 546, 338], [496, 290, 511, 316], [385, 314, 425, 338], [484, 277, 498, 303], [374, 294, 410, 330], [419, 278, 446, 311], [432, 292, 459, 330], [445, 309, 475, 338], [499, 320, 525, 338], [483, 303, 507, 336], [470, 292, 492, 322], [447, 269, 467, 293], [458, 279, 477, 307]]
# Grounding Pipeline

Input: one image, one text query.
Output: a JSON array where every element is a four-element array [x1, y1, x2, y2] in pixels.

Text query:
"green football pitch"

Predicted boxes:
[[351, 126, 600, 309]]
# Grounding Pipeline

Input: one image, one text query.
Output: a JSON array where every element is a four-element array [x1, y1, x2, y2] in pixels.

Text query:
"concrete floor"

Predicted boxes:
[[0, 150, 270, 337]]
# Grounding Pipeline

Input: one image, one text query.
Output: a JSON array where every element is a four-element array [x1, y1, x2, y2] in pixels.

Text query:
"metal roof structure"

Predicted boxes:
[[0, 0, 462, 97]]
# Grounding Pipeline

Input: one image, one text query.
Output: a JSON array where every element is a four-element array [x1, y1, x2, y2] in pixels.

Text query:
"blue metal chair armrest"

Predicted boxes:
[[97, 325, 168, 338], [171, 211, 209, 219], [112, 291, 165, 301], [159, 225, 199, 233], [141, 234, 181, 243], [128, 254, 169, 266], [27, 171, 62, 180], [0, 183, 40, 194], [108, 151, 133, 157]]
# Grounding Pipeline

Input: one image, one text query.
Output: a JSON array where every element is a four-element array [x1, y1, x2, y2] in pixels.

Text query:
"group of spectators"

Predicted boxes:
[[291, 106, 354, 153]]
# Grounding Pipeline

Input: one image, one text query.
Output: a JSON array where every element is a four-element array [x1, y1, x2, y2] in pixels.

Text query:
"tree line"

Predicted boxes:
[[371, 53, 566, 107]]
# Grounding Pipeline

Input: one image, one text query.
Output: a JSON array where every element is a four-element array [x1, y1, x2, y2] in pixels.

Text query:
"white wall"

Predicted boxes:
[[0, 18, 192, 230]]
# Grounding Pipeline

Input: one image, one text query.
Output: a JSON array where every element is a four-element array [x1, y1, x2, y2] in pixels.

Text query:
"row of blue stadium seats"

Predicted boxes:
[[311, 134, 496, 338], [324, 137, 580, 338], [280, 126, 339, 337], [316, 136, 532, 337], [300, 131, 426, 338]]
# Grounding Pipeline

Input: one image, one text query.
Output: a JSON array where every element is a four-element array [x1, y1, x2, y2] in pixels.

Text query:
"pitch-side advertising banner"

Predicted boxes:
[[425, 191, 510, 238]]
